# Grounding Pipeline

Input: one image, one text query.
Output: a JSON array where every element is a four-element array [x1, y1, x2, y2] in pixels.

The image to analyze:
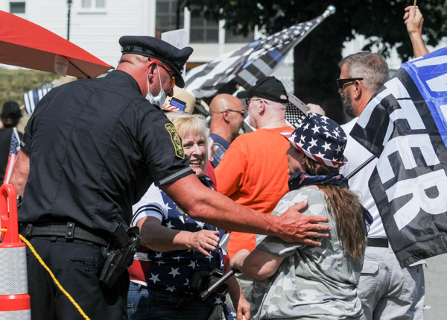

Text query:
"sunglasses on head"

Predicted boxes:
[[336, 78, 363, 89]]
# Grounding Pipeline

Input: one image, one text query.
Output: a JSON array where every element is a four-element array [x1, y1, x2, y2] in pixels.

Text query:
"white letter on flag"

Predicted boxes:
[[386, 170, 447, 230]]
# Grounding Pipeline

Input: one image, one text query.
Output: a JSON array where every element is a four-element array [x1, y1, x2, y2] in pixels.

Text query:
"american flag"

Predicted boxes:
[[3, 128, 21, 184], [350, 46, 447, 267], [185, 7, 335, 99]]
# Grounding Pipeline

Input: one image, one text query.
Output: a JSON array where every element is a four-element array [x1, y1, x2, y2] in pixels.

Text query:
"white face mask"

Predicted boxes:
[[145, 65, 166, 107]]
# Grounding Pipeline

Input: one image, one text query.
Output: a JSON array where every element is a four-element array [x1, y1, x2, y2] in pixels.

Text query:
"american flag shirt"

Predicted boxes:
[[133, 176, 227, 305]]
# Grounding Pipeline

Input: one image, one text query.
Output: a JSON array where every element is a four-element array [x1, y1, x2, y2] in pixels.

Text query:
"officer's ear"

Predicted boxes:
[[147, 61, 157, 76]]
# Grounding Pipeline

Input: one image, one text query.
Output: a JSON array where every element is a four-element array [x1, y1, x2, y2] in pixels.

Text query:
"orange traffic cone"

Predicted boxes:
[[0, 184, 31, 319]]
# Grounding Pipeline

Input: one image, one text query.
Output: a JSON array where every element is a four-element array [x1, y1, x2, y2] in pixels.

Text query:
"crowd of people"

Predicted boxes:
[[3, 4, 434, 320]]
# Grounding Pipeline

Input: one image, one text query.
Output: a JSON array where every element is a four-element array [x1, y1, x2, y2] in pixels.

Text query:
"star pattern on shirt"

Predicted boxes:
[[196, 221, 205, 229], [149, 273, 160, 284], [169, 267, 180, 278], [143, 188, 226, 298], [162, 202, 171, 211], [166, 221, 174, 229]]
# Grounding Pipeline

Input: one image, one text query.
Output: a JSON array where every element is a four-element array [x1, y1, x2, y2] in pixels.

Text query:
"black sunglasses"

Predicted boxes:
[[245, 98, 269, 106], [336, 78, 364, 89], [221, 109, 245, 115]]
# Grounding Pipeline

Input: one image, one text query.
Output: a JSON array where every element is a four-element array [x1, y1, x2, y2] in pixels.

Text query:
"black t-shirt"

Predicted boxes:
[[20, 70, 193, 232]]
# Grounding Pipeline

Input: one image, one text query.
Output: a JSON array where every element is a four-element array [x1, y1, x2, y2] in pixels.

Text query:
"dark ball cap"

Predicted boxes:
[[1, 101, 22, 119], [119, 36, 193, 88], [237, 76, 288, 103]]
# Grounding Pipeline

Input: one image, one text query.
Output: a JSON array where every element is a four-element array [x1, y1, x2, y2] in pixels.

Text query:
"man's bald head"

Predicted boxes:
[[210, 94, 243, 114], [209, 94, 245, 142]]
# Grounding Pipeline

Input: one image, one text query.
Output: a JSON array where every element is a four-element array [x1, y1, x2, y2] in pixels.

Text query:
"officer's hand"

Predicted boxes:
[[277, 201, 331, 245], [188, 230, 220, 256]]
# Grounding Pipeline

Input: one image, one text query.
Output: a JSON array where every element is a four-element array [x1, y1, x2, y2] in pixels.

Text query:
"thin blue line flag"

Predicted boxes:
[[350, 47, 447, 267]]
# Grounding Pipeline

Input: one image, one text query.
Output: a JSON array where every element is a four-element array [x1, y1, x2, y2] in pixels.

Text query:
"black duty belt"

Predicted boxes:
[[20, 222, 109, 247], [367, 238, 389, 248]]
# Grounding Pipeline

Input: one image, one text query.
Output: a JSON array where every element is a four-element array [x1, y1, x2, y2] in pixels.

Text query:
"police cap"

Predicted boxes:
[[119, 36, 193, 88]]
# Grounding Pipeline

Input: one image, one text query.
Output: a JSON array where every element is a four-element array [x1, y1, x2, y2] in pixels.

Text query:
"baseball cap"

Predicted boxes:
[[1, 101, 22, 119], [237, 76, 288, 103]]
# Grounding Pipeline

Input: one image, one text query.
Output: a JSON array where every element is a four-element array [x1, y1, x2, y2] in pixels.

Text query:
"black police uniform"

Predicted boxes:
[[19, 70, 194, 320]]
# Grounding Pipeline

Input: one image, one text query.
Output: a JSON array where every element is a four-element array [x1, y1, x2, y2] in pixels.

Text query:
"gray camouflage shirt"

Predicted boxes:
[[252, 187, 364, 319]]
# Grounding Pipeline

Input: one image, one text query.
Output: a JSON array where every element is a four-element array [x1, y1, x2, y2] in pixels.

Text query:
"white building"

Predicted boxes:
[[0, 1, 260, 69], [0, 0, 444, 91]]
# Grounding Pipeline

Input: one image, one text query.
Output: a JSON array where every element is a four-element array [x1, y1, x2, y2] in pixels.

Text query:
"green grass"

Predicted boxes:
[[0, 69, 60, 109]]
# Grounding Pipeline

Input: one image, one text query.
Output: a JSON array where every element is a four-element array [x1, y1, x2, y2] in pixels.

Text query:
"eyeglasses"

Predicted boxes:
[[336, 78, 363, 89], [150, 58, 176, 88], [245, 98, 269, 106], [221, 109, 245, 115]]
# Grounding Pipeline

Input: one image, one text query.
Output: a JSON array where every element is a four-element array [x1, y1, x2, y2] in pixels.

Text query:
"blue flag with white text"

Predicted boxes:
[[350, 47, 447, 267]]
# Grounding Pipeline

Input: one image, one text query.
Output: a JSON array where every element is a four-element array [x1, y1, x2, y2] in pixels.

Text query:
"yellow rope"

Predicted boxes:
[[18, 234, 91, 320]]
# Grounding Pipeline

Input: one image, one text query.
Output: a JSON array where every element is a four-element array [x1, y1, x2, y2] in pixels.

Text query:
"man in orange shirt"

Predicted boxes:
[[215, 76, 294, 302]]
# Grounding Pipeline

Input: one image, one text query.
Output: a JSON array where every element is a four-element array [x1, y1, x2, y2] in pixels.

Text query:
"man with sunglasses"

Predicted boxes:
[[339, 50, 426, 320], [209, 94, 246, 167], [11, 37, 331, 319]]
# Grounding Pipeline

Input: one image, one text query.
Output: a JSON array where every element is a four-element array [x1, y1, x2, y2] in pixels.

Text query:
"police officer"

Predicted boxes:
[[11, 36, 331, 320]]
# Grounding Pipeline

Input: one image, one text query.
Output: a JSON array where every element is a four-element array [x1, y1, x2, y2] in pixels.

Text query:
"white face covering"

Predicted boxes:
[[145, 65, 167, 107]]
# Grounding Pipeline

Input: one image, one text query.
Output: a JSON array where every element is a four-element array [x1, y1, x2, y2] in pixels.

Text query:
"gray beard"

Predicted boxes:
[[341, 90, 356, 118]]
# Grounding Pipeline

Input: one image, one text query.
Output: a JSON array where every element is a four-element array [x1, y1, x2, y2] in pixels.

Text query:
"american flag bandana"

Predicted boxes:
[[282, 113, 348, 168]]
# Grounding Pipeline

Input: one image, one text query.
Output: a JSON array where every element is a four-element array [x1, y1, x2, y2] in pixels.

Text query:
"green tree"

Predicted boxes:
[[185, 0, 446, 123]]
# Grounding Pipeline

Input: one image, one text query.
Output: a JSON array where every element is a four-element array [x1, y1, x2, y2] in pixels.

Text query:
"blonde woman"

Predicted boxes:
[[131, 113, 250, 320]]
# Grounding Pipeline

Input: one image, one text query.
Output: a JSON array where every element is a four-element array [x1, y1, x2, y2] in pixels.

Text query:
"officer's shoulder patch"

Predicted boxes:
[[165, 123, 185, 159]]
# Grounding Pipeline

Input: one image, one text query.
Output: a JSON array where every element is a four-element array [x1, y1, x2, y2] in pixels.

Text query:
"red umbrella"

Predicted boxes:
[[0, 11, 112, 78]]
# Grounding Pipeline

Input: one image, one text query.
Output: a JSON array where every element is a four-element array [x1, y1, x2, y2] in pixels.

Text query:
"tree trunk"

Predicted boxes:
[[293, 19, 348, 124]]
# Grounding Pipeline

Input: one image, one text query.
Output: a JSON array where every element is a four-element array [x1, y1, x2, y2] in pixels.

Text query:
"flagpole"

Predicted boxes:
[[288, 5, 336, 51], [346, 155, 376, 180]]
